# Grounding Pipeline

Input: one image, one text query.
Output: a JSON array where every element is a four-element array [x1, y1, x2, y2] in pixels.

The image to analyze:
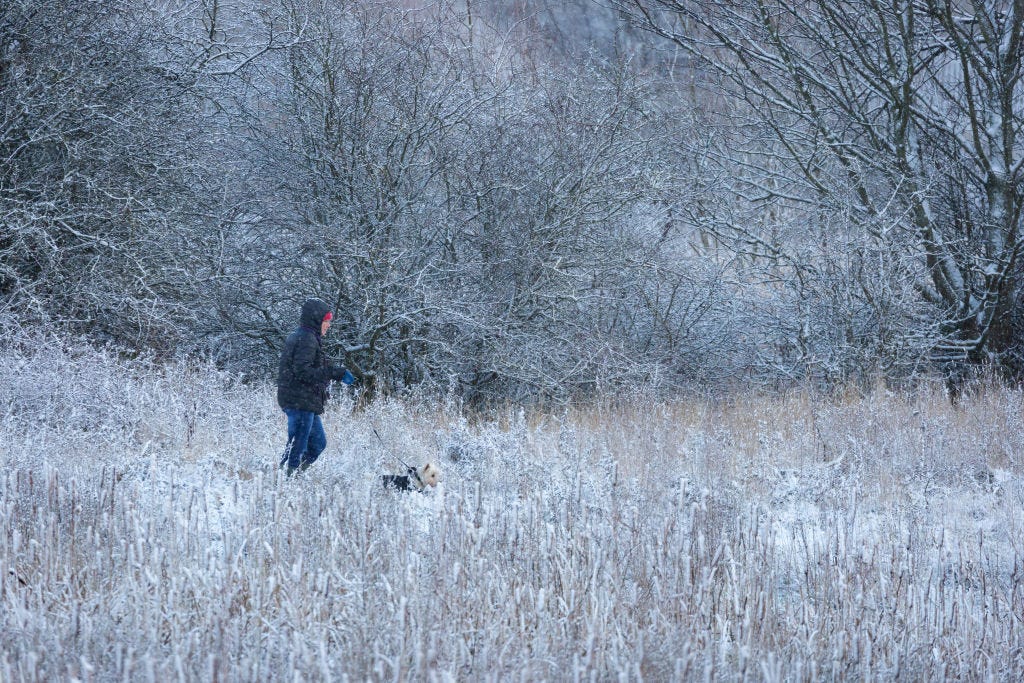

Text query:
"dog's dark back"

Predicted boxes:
[[382, 465, 422, 492], [381, 473, 415, 491]]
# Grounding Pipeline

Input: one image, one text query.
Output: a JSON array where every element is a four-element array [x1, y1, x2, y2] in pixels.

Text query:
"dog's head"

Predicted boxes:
[[418, 462, 441, 488]]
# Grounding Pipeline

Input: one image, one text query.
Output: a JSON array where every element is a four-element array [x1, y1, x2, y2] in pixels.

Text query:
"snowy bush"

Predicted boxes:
[[1, 339, 1022, 680]]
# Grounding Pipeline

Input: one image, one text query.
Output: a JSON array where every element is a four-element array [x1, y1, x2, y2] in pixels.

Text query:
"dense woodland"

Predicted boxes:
[[2, 0, 1022, 402]]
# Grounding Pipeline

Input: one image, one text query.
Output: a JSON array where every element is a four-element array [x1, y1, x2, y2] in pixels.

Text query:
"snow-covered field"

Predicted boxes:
[[2, 338, 1023, 680]]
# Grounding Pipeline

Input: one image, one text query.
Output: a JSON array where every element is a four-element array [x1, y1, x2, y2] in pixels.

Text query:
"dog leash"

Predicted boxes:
[[371, 426, 425, 488]]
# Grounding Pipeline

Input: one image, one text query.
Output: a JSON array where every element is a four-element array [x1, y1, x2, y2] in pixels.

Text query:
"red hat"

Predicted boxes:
[[323, 311, 333, 322]]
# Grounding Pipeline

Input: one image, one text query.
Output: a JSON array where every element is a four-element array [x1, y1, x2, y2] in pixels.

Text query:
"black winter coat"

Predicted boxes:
[[277, 298, 341, 414]]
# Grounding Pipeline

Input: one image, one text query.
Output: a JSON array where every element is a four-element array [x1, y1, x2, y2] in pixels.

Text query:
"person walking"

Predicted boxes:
[[277, 297, 355, 476]]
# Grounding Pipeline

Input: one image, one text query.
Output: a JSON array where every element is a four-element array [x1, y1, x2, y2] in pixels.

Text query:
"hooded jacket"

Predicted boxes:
[[276, 298, 342, 414]]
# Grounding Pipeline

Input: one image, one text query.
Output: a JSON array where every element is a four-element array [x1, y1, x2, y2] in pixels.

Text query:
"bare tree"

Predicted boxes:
[[1, 1, 185, 341], [231, 0, 712, 402], [0, 0, 258, 351], [616, 0, 1024, 385]]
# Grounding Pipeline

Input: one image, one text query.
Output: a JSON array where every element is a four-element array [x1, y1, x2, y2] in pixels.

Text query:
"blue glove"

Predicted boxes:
[[332, 367, 356, 384]]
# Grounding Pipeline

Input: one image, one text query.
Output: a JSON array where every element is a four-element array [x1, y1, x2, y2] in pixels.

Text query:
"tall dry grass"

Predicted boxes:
[[1, 334, 1022, 680]]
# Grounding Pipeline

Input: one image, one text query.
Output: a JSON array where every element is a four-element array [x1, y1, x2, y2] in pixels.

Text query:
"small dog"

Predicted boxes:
[[382, 462, 440, 492]]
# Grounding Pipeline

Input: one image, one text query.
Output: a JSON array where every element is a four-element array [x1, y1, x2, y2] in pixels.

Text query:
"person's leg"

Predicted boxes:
[[281, 409, 315, 472], [299, 415, 327, 470]]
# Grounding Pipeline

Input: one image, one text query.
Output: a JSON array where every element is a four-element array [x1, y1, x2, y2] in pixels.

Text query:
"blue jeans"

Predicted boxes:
[[280, 409, 327, 471]]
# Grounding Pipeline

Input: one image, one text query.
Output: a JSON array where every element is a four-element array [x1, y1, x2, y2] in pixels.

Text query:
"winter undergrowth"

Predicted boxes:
[[1, 334, 1023, 681]]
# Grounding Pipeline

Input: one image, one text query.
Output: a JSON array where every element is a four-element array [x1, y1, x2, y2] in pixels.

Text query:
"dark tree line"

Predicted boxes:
[[2, 0, 1021, 401]]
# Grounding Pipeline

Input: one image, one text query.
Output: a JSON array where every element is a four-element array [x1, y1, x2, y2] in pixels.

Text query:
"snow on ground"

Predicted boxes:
[[2, 341, 1023, 680]]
